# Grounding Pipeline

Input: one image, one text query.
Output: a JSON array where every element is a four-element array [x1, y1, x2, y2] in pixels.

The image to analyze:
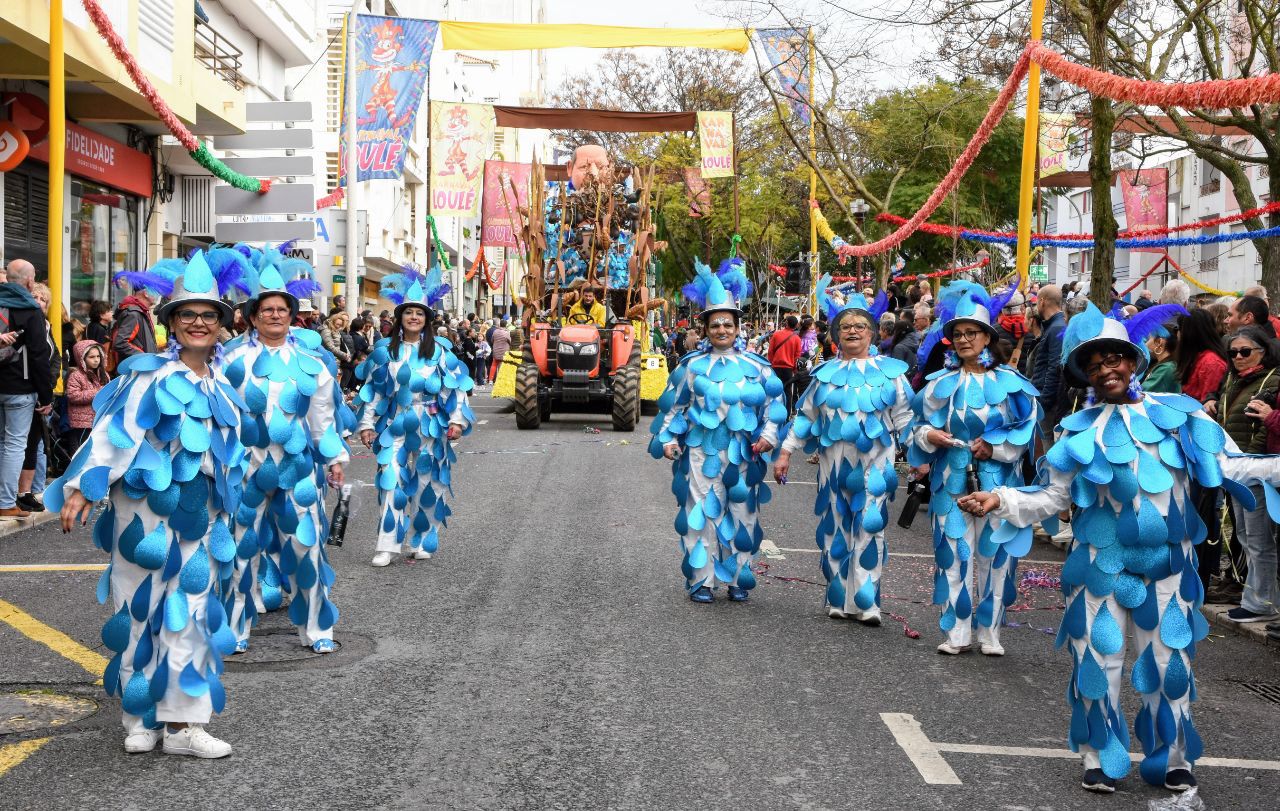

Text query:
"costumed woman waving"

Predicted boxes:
[[649, 258, 787, 603], [956, 301, 1280, 794], [222, 245, 351, 653], [355, 266, 475, 567], [908, 281, 1041, 656], [47, 250, 251, 758], [774, 277, 914, 625]]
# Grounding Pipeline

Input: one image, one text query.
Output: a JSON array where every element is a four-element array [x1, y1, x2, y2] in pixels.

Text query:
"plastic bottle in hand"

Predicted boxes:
[[328, 484, 352, 547]]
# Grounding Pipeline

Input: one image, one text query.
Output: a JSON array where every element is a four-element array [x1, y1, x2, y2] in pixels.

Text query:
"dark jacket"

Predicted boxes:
[[891, 329, 921, 375], [1218, 365, 1279, 454], [112, 297, 157, 360], [0, 283, 54, 405], [1032, 310, 1066, 410]]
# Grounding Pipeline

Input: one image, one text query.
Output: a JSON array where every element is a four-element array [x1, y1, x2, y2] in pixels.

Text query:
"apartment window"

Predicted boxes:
[[1200, 226, 1220, 272], [1229, 224, 1247, 257]]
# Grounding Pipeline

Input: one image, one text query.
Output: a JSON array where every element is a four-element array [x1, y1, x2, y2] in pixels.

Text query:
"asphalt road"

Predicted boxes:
[[2, 392, 1279, 810]]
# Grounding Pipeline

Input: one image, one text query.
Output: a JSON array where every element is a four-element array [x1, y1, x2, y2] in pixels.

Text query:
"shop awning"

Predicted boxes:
[[493, 106, 698, 133]]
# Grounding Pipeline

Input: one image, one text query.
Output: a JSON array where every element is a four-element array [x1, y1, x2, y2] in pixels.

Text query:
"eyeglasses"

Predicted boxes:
[[951, 329, 986, 343], [256, 307, 291, 318], [174, 309, 221, 326], [707, 319, 736, 329], [839, 322, 871, 333], [1229, 346, 1258, 358], [1084, 353, 1126, 377]]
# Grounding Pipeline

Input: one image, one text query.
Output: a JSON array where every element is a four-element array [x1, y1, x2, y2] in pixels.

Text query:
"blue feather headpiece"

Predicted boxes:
[[815, 273, 888, 325], [381, 264, 450, 316], [1061, 300, 1187, 384], [682, 257, 750, 317], [915, 279, 1011, 369], [151, 247, 250, 327]]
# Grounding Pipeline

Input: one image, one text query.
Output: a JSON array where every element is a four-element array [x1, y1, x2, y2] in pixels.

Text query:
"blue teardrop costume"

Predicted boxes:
[[649, 347, 787, 593], [783, 355, 915, 620], [908, 364, 1041, 649], [355, 337, 475, 554], [45, 353, 250, 734], [221, 328, 353, 646], [991, 394, 1280, 784]]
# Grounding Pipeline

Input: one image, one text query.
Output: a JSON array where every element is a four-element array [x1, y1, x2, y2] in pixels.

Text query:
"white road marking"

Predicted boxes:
[[880, 713, 963, 785], [769, 547, 1063, 566], [884, 713, 1280, 785]]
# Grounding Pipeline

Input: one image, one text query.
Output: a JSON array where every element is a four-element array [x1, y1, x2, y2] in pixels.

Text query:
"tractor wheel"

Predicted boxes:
[[515, 363, 541, 429], [612, 363, 640, 432]]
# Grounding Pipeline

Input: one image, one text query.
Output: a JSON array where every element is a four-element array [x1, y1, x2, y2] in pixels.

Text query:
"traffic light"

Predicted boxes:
[[783, 258, 810, 295]]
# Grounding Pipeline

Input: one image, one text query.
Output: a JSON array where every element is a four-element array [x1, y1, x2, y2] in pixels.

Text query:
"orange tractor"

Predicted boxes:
[[514, 315, 641, 431]]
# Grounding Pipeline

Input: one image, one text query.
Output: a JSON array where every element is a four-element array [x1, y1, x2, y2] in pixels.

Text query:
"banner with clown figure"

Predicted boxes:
[[429, 101, 495, 217], [340, 14, 438, 184]]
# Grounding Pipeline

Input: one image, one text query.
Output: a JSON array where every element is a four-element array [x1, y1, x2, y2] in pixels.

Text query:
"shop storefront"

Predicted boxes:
[[4, 120, 151, 326]]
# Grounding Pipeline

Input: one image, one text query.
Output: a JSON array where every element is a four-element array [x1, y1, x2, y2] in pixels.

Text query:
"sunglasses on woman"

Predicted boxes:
[[1228, 347, 1259, 358]]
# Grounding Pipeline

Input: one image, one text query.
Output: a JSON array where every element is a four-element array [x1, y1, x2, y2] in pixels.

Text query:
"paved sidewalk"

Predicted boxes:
[[1203, 602, 1280, 648], [0, 509, 56, 539]]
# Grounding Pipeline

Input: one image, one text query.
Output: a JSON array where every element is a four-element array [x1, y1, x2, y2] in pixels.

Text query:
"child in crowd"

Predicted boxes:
[[63, 339, 109, 453]]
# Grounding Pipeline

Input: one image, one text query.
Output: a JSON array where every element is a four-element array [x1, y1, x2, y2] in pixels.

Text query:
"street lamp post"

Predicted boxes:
[[851, 198, 870, 287]]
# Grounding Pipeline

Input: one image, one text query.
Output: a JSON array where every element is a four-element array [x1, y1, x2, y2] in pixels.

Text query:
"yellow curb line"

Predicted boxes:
[[0, 737, 52, 779], [0, 598, 107, 683]]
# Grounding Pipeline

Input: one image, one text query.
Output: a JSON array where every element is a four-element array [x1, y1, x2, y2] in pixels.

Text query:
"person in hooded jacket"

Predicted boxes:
[[63, 339, 109, 454]]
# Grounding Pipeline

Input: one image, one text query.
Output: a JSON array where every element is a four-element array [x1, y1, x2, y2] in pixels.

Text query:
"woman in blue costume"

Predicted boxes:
[[649, 258, 787, 603], [48, 250, 250, 758], [221, 245, 352, 653], [355, 266, 475, 567], [908, 281, 1041, 656], [774, 276, 914, 625], [959, 301, 1280, 794]]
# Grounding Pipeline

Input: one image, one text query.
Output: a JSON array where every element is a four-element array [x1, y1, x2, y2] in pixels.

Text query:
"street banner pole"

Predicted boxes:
[[1013, 0, 1048, 291], [344, 9, 360, 319], [807, 27, 817, 315], [48, 0, 65, 367]]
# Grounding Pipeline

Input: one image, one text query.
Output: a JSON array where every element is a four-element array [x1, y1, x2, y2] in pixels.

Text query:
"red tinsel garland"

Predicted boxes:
[[316, 187, 346, 210]]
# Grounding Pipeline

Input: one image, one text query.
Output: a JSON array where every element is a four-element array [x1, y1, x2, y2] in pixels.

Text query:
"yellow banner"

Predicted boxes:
[[429, 101, 495, 217], [1038, 113, 1074, 178], [697, 111, 734, 178], [439, 22, 751, 53]]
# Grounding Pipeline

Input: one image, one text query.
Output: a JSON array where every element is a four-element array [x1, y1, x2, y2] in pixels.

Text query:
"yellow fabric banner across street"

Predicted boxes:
[[439, 22, 751, 53]]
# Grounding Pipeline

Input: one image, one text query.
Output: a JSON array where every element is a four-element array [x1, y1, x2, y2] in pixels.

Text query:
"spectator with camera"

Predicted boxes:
[[1216, 326, 1280, 623]]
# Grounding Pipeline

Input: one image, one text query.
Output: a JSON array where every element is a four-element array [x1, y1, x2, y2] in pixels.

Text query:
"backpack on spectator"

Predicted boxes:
[[104, 319, 141, 375]]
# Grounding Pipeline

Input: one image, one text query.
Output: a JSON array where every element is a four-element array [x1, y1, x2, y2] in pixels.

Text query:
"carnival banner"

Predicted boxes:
[[481, 160, 531, 249], [697, 111, 734, 178], [339, 15, 437, 184], [429, 101, 495, 216], [681, 168, 710, 218], [1118, 168, 1169, 253], [757, 28, 810, 123], [1038, 113, 1074, 178]]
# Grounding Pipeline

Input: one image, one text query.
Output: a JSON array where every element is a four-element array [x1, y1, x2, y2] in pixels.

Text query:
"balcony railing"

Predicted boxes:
[[1200, 177, 1221, 196], [194, 19, 245, 91]]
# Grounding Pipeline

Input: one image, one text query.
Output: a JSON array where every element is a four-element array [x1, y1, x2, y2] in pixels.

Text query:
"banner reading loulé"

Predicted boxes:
[[339, 15, 437, 184], [481, 160, 531, 248], [430, 101, 495, 216], [1118, 168, 1169, 254], [697, 111, 734, 178], [1038, 112, 1075, 178]]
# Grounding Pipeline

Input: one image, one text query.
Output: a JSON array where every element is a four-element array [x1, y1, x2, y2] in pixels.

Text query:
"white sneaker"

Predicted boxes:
[[936, 642, 971, 655], [980, 642, 1006, 656], [826, 606, 849, 619], [123, 729, 162, 753], [371, 552, 393, 567], [413, 548, 432, 560], [162, 726, 232, 759]]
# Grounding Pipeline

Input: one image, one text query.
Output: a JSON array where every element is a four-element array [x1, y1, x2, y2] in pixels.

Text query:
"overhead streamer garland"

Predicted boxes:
[[889, 256, 991, 284], [1167, 255, 1243, 297], [829, 42, 1280, 259], [80, 0, 270, 194], [876, 201, 1280, 241]]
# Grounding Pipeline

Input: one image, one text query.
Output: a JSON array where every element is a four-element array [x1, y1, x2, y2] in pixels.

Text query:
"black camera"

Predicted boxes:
[[897, 474, 931, 529]]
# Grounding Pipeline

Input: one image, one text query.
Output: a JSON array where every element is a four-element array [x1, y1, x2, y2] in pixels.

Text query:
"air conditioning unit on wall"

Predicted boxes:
[[181, 176, 216, 238]]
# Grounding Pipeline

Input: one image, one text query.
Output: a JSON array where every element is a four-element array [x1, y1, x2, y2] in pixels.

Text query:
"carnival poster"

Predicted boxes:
[[1119, 168, 1169, 253], [339, 14, 438, 184], [429, 101, 495, 217], [681, 168, 710, 218], [757, 28, 810, 124], [481, 160, 532, 249], [1038, 113, 1075, 178], [697, 111, 734, 178]]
